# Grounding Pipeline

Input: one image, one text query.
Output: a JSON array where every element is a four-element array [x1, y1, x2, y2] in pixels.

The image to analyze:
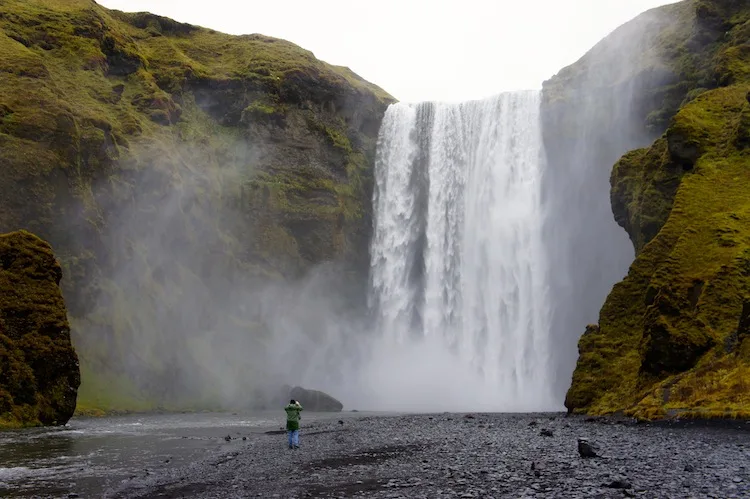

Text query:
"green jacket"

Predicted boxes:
[[285, 403, 303, 430]]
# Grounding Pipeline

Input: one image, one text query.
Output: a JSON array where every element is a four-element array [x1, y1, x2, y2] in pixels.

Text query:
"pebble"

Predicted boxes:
[[107, 413, 750, 498]]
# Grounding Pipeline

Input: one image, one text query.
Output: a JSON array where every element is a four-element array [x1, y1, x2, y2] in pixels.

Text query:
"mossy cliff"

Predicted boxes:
[[558, 0, 750, 419], [0, 230, 80, 428], [538, 0, 709, 392], [0, 0, 393, 413]]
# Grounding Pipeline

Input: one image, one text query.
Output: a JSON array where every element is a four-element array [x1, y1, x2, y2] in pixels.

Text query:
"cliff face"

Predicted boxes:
[[0, 0, 393, 411], [0, 230, 80, 428], [538, 1, 696, 393], [559, 0, 750, 419]]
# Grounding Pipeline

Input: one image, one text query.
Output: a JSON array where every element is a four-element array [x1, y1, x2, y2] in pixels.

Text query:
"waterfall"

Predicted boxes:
[[368, 91, 556, 411]]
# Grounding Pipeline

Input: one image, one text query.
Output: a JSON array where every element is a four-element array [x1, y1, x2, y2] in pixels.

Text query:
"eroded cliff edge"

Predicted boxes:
[[0, 0, 394, 412], [0, 230, 80, 428], [549, 0, 750, 419]]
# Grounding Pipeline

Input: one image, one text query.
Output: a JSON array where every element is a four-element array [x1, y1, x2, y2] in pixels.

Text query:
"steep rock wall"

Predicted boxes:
[[0, 0, 393, 412], [561, 0, 750, 419], [539, 0, 697, 395]]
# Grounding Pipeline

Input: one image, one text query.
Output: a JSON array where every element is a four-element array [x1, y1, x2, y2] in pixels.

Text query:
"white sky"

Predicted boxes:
[[97, 0, 680, 103]]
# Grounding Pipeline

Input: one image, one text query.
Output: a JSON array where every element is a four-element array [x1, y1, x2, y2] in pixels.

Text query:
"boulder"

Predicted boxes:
[[577, 438, 599, 458], [0, 230, 80, 428], [289, 385, 343, 412]]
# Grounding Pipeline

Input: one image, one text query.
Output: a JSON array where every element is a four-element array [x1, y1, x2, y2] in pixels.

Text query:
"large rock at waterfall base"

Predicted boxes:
[[289, 386, 343, 412], [0, 231, 80, 428]]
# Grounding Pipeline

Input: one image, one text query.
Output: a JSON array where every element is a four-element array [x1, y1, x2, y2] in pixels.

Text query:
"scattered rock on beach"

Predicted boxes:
[[108, 414, 750, 499], [577, 437, 598, 458]]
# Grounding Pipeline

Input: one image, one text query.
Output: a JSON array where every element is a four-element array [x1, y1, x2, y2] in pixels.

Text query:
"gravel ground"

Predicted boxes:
[[105, 413, 750, 498]]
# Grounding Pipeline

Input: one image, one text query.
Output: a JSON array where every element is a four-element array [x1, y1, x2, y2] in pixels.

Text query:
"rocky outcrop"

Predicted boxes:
[[563, 0, 750, 419], [289, 386, 344, 412], [0, 230, 80, 428], [0, 0, 393, 412], [539, 0, 750, 395]]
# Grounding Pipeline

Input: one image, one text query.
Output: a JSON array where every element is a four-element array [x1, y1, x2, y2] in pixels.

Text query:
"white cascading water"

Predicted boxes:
[[368, 91, 556, 411]]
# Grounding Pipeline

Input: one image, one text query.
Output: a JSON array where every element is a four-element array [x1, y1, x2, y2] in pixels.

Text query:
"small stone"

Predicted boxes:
[[684, 464, 695, 472], [733, 477, 743, 483], [577, 438, 598, 458], [606, 479, 632, 489], [540, 428, 553, 437]]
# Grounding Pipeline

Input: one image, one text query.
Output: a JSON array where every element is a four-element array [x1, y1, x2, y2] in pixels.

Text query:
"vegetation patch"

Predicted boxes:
[[0, 230, 80, 428], [567, 80, 750, 419], [0, 0, 394, 414]]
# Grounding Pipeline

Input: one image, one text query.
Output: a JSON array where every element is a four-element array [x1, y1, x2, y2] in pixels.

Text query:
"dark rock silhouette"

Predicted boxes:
[[289, 386, 343, 412]]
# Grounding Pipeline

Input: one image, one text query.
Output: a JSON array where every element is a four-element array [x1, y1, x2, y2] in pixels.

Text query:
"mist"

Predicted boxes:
[[60, 4, 684, 415], [540, 4, 682, 396], [66, 95, 382, 411]]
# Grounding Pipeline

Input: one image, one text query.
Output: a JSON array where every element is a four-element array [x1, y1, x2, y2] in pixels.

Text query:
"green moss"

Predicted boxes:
[[567, 83, 750, 419], [244, 101, 278, 116], [0, 230, 80, 428], [240, 97, 286, 125], [543, 0, 750, 136], [74, 360, 155, 415], [610, 138, 686, 253], [325, 126, 353, 152], [0, 0, 393, 413]]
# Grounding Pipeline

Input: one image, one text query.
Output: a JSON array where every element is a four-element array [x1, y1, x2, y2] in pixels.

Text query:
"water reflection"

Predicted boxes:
[[0, 411, 340, 498]]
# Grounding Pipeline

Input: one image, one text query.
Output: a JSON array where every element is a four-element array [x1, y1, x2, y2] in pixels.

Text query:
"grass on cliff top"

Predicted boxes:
[[543, 0, 750, 135], [0, 0, 393, 153], [106, 8, 394, 104], [542, 0, 694, 101], [567, 83, 750, 419], [2, 0, 394, 105]]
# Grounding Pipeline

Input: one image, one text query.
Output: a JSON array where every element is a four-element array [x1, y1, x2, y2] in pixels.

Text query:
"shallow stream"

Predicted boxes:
[[0, 410, 370, 497]]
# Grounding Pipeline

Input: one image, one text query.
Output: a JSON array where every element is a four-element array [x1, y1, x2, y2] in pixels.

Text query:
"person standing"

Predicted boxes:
[[284, 399, 303, 449]]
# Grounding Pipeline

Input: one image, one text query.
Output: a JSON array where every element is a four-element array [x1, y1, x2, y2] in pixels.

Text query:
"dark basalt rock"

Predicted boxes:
[[606, 478, 633, 489], [577, 437, 598, 458], [289, 386, 343, 412]]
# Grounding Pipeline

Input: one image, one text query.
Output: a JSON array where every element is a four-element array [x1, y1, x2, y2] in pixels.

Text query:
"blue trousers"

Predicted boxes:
[[287, 429, 299, 448]]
